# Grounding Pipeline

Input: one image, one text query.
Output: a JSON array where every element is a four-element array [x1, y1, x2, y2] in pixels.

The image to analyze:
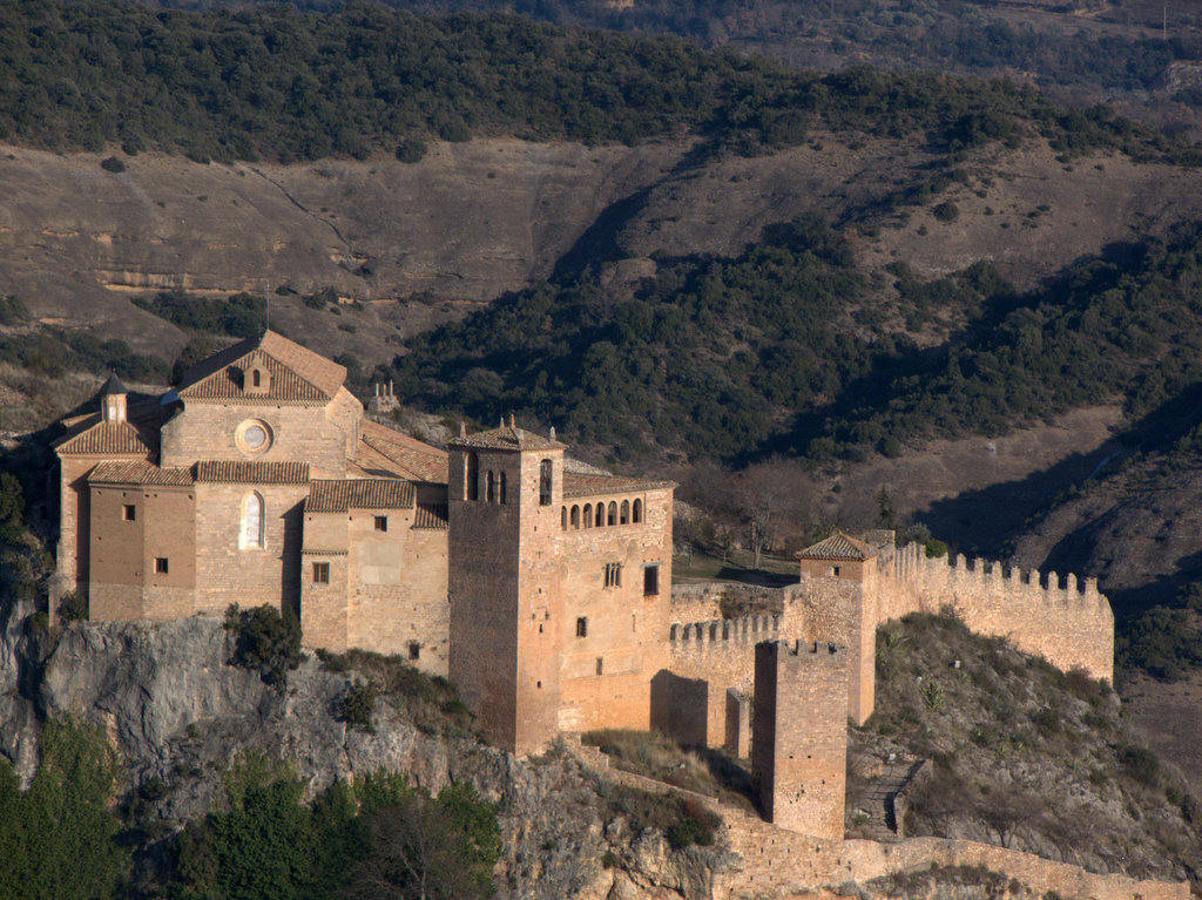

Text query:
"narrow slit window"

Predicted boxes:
[[595, 657, 604, 676], [408, 642, 420, 661], [576, 616, 588, 638]]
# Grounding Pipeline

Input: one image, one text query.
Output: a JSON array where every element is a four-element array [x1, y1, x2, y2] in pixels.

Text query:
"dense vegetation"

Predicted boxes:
[[171, 758, 501, 898], [133, 291, 265, 340], [2, 1, 1199, 164], [859, 613, 1200, 885], [396, 220, 1202, 466], [0, 720, 131, 898]]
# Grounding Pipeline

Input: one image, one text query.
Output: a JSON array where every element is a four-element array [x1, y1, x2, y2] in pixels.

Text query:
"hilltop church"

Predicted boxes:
[[53, 330, 675, 755]]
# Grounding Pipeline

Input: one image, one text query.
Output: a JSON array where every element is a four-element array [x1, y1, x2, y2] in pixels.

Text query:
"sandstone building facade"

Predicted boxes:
[[53, 331, 673, 755]]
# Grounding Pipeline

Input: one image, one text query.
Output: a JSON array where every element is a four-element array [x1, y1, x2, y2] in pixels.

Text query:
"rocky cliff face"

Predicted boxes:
[[0, 610, 720, 897]]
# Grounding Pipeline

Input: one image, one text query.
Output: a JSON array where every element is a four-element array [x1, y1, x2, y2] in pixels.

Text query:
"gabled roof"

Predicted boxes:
[[55, 419, 154, 456], [562, 472, 676, 499], [448, 422, 563, 452], [307, 479, 416, 513], [177, 331, 347, 404], [796, 531, 877, 562], [356, 421, 448, 483], [195, 460, 311, 485], [88, 461, 193, 486]]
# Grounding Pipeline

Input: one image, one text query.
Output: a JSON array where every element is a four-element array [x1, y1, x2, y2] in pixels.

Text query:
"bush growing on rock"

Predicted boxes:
[[223, 604, 302, 689], [334, 680, 378, 733], [57, 590, 87, 623]]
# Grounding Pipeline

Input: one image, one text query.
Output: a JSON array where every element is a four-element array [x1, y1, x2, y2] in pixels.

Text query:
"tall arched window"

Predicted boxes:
[[632, 499, 642, 523], [607, 501, 617, 526], [539, 459, 553, 506], [499, 471, 507, 504], [620, 499, 630, 525], [583, 503, 593, 528], [571, 505, 580, 528], [486, 471, 496, 503], [561, 506, 568, 530], [466, 453, 479, 501], [239, 491, 265, 549]]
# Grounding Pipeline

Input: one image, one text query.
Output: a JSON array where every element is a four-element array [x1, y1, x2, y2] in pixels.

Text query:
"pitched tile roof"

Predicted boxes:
[[562, 472, 675, 499], [177, 331, 347, 404], [795, 531, 877, 561], [357, 421, 448, 483], [55, 419, 155, 456], [195, 460, 311, 484], [88, 461, 194, 486], [412, 502, 449, 530], [307, 479, 416, 513], [448, 423, 564, 452]]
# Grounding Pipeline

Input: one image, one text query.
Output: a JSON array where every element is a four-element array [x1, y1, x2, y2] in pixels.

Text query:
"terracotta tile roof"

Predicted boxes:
[[358, 421, 448, 483], [177, 331, 346, 404], [88, 461, 194, 486], [412, 502, 449, 530], [195, 460, 311, 484], [448, 423, 564, 452], [796, 531, 877, 561], [562, 472, 675, 499], [55, 419, 155, 456], [307, 479, 416, 513]]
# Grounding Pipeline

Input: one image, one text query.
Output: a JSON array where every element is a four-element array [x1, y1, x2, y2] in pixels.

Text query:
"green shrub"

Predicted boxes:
[[1119, 744, 1160, 787], [334, 680, 378, 733], [223, 604, 302, 690], [924, 539, 949, 558], [0, 295, 28, 326], [99, 156, 125, 173], [395, 138, 427, 164], [57, 590, 87, 623], [931, 200, 960, 222]]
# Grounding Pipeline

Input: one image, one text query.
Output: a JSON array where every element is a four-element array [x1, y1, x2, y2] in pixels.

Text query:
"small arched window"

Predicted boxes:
[[466, 452, 479, 501], [499, 471, 507, 504], [620, 499, 630, 525], [252, 369, 262, 387], [561, 506, 568, 530], [632, 499, 642, 523], [571, 505, 580, 528], [486, 471, 496, 503], [607, 501, 617, 526], [239, 491, 265, 549], [583, 503, 592, 528]]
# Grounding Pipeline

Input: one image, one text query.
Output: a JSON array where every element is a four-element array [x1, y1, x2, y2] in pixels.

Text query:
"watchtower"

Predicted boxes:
[[446, 417, 566, 756], [795, 531, 879, 725], [752, 640, 848, 839]]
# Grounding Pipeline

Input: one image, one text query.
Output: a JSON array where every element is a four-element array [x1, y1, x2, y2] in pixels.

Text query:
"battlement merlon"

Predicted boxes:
[[669, 613, 780, 649], [760, 639, 846, 666]]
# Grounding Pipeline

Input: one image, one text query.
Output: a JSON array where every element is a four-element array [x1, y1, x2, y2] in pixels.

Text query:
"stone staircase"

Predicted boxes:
[[854, 758, 928, 841]]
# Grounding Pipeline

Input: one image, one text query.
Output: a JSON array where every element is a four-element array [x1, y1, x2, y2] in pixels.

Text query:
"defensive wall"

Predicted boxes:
[[567, 736, 1188, 899], [665, 540, 1115, 746]]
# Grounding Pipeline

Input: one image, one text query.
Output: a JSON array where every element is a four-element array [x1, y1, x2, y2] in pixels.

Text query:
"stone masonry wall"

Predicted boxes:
[[752, 640, 848, 840], [556, 487, 673, 734]]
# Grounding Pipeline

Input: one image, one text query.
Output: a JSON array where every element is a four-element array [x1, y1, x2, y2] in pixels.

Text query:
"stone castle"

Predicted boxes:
[[53, 330, 1126, 862]]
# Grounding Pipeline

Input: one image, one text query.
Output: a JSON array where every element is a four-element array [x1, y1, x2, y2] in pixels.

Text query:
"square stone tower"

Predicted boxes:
[[447, 418, 566, 757], [752, 640, 849, 839]]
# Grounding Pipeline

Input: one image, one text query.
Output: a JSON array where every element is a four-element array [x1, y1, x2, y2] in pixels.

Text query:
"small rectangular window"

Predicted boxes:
[[408, 642, 420, 661], [595, 657, 604, 676], [154, 557, 169, 575], [374, 515, 388, 533], [643, 564, 660, 597], [312, 562, 330, 584], [122, 504, 136, 522], [576, 616, 588, 638], [604, 563, 623, 588], [831, 565, 841, 577]]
